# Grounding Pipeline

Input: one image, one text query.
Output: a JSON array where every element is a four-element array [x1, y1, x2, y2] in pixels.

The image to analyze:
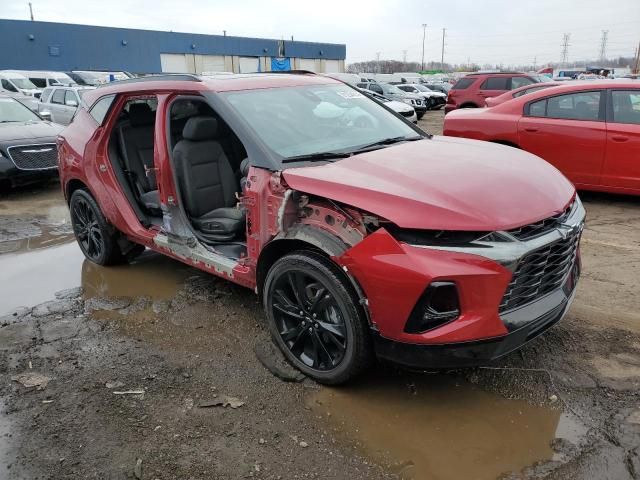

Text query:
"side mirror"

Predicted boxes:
[[39, 110, 52, 121], [65, 99, 78, 107]]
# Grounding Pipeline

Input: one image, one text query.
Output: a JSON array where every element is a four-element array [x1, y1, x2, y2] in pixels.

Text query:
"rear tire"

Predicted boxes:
[[263, 251, 372, 384], [70, 189, 125, 266]]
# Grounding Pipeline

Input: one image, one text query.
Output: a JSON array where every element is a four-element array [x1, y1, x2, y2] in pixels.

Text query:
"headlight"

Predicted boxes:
[[385, 226, 494, 246]]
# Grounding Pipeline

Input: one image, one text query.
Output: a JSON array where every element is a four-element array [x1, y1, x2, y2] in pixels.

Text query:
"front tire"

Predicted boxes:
[[263, 251, 372, 384], [70, 189, 125, 266]]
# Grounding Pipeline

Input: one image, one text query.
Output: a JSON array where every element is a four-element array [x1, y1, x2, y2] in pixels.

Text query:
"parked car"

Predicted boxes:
[[59, 73, 583, 383], [66, 70, 133, 86], [484, 82, 559, 107], [0, 71, 42, 98], [359, 88, 417, 123], [19, 71, 76, 88], [423, 82, 451, 95], [0, 91, 40, 111], [444, 80, 640, 195], [358, 82, 427, 118], [38, 86, 95, 125], [0, 96, 63, 187], [394, 83, 447, 110], [445, 72, 541, 113]]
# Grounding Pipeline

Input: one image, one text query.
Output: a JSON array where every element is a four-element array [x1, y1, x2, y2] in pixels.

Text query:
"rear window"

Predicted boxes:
[[481, 77, 509, 90], [452, 78, 475, 90]]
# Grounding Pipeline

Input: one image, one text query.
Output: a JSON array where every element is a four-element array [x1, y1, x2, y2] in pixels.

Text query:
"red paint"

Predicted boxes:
[[445, 72, 540, 114], [444, 80, 640, 195], [60, 75, 578, 356], [485, 82, 559, 107]]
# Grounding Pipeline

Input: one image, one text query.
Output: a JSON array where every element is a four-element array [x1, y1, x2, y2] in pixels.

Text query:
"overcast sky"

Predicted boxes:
[[1, 0, 638, 66]]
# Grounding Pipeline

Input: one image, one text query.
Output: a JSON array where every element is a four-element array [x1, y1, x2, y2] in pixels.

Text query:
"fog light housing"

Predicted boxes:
[[404, 281, 460, 333]]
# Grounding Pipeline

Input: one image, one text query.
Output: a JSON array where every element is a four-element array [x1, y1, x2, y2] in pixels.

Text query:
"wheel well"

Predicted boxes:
[[65, 179, 88, 204], [459, 102, 478, 108], [256, 239, 323, 296], [491, 140, 520, 149]]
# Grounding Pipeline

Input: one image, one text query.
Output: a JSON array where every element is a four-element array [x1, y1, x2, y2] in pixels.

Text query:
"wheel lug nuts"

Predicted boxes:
[[308, 327, 313, 332], [312, 313, 317, 318]]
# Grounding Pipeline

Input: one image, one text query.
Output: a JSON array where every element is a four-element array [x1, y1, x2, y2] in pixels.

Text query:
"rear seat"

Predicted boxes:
[[118, 103, 160, 211]]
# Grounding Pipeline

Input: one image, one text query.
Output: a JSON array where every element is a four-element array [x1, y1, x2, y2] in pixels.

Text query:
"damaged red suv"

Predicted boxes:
[[59, 73, 584, 384]]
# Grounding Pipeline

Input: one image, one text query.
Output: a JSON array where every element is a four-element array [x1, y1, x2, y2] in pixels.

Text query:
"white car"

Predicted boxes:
[[38, 86, 95, 125], [359, 89, 417, 123], [395, 83, 447, 110], [0, 71, 42, 98]]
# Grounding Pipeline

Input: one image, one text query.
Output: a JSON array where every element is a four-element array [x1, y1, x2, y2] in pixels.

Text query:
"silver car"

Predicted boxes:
[[37, 86, 94, 125]]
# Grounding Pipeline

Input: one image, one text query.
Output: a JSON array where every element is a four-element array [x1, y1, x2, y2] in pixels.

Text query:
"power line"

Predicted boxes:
[[561, 33, 571, 65]]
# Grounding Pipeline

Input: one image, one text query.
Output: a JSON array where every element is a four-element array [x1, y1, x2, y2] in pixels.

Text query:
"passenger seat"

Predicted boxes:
[[173, 116, 245, 242], [118, 103, 160, 211]]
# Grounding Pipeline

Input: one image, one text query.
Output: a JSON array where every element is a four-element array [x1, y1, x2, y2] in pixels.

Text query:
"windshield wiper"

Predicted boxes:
[[282, 151, 352, 163], [352, 135, 423, 153]]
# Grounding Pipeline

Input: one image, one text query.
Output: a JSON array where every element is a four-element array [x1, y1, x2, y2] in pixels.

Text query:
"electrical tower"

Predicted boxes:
[[599, 30, 609, 63], [560, 33, 571, 66]]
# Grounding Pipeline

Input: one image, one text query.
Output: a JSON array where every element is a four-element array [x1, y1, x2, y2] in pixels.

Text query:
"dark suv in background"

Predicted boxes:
[[445, 72, 541, 113]]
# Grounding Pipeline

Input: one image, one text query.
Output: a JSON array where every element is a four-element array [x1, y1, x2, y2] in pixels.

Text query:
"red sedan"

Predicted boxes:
[[444, 80, 640, 195]]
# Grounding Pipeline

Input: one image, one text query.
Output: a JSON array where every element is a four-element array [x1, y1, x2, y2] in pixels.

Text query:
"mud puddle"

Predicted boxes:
[[1, 240, 192, 316], [308, 371, 585, 480]]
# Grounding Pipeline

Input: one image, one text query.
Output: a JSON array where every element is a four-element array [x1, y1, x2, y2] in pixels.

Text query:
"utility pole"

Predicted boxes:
[[440, 28, 446, 72], [560, 33, 571, 66], [421, 24, 427, 71], [533, 56, 537, 70], [599, 30, 609, 63], [634, 41, 640, 74], [28, 2, 34, 21], [376, 51, 381, 73], [402, 50, 407, 63]]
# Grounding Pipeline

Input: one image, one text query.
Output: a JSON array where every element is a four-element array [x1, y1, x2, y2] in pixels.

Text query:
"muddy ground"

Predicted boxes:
[[1, 110, 639, 480]]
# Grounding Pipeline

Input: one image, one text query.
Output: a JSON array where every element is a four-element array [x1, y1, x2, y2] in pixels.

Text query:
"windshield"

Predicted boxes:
[[10, 78, 38, 89], [413, 85, 432, 92], [223, 84, 419, 162], [380, 84, 405, 95], [0, 97, 41, 122]]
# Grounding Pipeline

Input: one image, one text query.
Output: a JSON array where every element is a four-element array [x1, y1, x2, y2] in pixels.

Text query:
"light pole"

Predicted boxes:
[[421, 24, 427, 71]]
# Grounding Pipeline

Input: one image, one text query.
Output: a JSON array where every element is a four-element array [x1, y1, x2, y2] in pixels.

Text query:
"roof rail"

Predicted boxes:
[[97, 74, 201, 87], [268, 70, 317, 75]]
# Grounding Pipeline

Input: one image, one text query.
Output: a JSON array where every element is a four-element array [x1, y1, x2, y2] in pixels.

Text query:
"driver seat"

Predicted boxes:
[[173, 116, 245, 242]]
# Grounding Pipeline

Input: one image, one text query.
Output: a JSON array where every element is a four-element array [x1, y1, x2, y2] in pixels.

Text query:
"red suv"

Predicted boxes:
[[445, 72, 541, 114], [58, 73, 584, 384]]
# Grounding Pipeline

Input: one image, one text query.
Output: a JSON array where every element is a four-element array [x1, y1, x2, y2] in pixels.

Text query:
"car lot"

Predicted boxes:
[[0, 108, 639, 479]]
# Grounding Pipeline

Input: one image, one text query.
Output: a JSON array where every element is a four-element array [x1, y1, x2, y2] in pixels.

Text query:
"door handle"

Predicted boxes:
[[611, 135, 629, 142], [524, 127, 538, 133]]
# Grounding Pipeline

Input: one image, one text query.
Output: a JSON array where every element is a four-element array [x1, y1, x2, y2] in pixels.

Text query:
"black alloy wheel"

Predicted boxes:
[[263, 251, 372, 384], [72, 195, 104, 261], [69, 189, 128, 265]]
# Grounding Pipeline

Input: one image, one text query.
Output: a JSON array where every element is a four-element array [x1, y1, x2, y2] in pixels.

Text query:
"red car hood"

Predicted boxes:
[[282, 136, 575, 231]]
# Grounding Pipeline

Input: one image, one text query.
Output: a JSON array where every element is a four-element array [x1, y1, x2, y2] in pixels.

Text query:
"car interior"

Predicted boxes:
[[107, 96, 249, 258]]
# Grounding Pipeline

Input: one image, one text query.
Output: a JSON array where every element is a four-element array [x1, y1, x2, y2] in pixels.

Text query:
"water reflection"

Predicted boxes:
[[308, 371, 568, 480]]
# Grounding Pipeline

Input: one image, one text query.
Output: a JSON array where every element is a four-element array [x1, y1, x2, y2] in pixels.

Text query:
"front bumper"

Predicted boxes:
[[374, 264, 578, 369], [339, 196, 585, 369], [0, 155, 58, 185]]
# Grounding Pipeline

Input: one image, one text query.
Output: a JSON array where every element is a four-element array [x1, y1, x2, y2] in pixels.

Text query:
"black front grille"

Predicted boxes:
[[507, 203, 573, 240], [399, 110, 414, 117], [499, 231, 580, 313], [7, 144, 58, 170]]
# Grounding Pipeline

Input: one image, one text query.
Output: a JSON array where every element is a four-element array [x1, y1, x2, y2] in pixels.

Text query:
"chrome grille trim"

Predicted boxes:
[[6, 143, 58, 171]]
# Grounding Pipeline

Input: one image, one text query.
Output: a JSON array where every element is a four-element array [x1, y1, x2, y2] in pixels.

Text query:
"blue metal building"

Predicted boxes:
[[0, 19, 346, 74]]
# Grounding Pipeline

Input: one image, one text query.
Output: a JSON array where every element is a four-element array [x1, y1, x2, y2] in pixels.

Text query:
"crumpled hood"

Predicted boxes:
[[282, 136, 575, 231]]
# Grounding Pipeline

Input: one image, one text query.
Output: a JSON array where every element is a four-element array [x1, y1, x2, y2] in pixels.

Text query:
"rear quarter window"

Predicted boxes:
[[481, 77, 509, 90], [89, 95, 116, 125], [452, 78, 475, 90]]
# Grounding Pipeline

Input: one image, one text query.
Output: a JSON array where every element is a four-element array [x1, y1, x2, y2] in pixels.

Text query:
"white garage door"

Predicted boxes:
[[199, 55, 225, 74], [160, 53, 193, 73], [298, 58, 316, 72], [238, 57, 260, 73], [324, 60, 341, 73]]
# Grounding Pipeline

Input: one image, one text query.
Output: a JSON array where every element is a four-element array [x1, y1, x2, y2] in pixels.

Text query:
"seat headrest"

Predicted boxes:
[[183, 116, 218, 141], [128, 103, 155, 127], [240, 158, 250, 176]]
